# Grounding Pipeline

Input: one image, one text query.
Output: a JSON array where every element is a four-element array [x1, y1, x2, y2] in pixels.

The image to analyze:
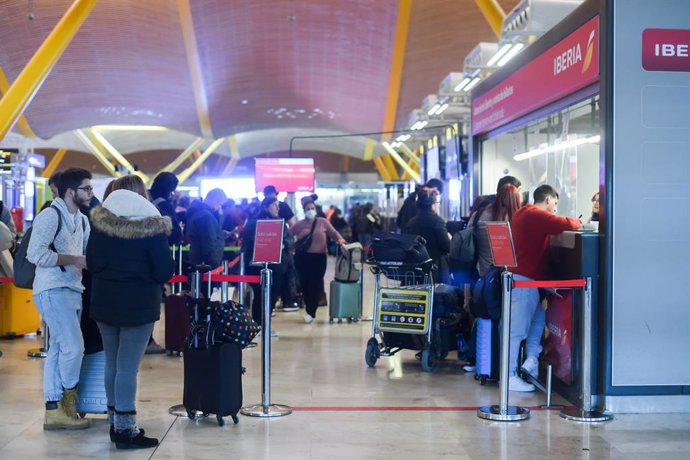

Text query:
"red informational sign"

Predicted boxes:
[[252, 219, 284, 265], [545, 291, 574, 385], [472, 15, 600, 136], [642, 28, 690, 72], [254, 158, 315, 193], [486, 222, 517, 267]]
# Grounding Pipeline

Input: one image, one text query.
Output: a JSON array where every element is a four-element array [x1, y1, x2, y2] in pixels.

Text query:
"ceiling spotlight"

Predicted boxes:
[[241, 100, 248, 105], [454, 77, 472, 92]]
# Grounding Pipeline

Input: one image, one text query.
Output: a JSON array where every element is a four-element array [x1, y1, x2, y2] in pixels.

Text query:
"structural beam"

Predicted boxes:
[[74, 129, 120, 177], [177, 0, 213, 139], [363, 138, 375, 161], [474, 0, 506, 39], [155, 137, 205, 179], [0, 67, 36, 138], [87, 128, 149, 182], [372, 157, 392, 181], [381, 154, 400, 181], [398, 142, 420, 165], [178, 138, 224, 184], [381, 0, 412, 139], [42, 148, 67, 178], [0, 0, 98, 142], [382, 142, 420, 182], [220, 135, 240, 176], [220, 157, 239, 176]]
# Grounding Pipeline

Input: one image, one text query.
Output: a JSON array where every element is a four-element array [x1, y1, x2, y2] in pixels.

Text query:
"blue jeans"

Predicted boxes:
[[34, 288, 84, 402], [509, 274, 545, 376], [97, 322, 154, 412]]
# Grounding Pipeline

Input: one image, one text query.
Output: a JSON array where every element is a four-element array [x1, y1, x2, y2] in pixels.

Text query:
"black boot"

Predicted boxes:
[[114, 429, 158, 450], [110, 425, 144, 442]]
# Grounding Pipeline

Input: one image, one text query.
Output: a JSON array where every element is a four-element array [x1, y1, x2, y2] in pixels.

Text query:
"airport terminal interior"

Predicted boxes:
[[1, 0, 690, 458]]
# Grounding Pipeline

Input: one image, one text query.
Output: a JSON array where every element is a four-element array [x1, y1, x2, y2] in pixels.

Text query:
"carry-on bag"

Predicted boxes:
[[328, 279, 361, 323], [76, 350, 108, 415], [475, 317, 500, 384], [334, 242, 363, 283], [370, 232, 431, 268], [164, 294, 189, 355], [182, 342, 243, 426]]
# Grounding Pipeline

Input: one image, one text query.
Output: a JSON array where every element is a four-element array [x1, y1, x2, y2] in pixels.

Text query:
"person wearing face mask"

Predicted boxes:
[[291, 198, 345, 324]]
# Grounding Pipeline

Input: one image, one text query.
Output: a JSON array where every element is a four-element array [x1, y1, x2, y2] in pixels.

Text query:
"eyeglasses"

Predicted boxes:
[[77, 186, 94, 193]]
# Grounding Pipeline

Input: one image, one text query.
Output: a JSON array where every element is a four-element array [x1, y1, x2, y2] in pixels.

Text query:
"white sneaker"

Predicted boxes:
[[521, 356, 539, 377], [270, 329, 279, 338], [303, 313, 315, 324], [508, 375, 535, 392]]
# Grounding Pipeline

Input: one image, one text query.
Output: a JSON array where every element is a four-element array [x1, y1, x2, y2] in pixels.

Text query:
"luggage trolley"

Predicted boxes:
[[364, 258, 440, 372]]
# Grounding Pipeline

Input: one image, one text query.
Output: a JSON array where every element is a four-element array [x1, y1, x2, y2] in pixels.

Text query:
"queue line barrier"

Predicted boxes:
[[477, 274, 612, 423]]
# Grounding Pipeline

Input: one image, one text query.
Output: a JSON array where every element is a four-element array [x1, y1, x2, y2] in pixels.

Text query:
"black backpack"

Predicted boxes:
[[371, 232, 431, 268], [448, 208, 484, 286], [470, 265, 504, 320], [13, 206, 84, 289]]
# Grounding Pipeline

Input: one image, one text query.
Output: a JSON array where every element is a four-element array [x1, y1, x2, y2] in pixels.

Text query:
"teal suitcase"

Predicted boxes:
[[328, 280, 361, 323]]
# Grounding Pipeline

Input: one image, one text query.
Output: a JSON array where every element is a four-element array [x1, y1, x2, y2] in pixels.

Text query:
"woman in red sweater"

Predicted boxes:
[[291, 198, 345, 323]]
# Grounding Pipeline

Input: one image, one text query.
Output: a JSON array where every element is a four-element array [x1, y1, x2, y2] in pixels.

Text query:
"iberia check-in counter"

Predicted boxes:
[[470, 0, 690, 413]]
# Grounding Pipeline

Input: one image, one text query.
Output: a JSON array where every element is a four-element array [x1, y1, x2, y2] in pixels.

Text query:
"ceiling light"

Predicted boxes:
[[454, 77, 472, 92], [381, 141, 397, 156], [487, 43, 513, 67], [427, 104, 441, 116], [513, 135, 601, 161], [417, 120, 429, 129], [497, 42, 525, 67], [436, 103, 449, 115], [463, 77, 481, 92], [396, 134, 411, 142]]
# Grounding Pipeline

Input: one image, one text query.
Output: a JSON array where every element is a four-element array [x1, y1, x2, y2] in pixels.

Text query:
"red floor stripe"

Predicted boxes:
[[291, 406, 567, 412]]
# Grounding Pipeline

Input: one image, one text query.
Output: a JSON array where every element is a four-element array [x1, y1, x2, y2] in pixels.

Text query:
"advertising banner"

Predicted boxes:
[[642, 28, 690, 72], [472, 15, 600, 136], [254, 158, 315, 193]]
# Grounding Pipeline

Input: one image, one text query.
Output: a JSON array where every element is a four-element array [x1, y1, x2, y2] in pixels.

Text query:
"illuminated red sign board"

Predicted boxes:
[[642, 29, 690, 72], [486, 222, 518, 268], [254, 158, 315, 193], [472, 15, 600, 136]]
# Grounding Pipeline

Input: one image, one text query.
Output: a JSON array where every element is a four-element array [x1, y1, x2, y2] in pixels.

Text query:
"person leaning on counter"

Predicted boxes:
[[506, 184, 581, 392]]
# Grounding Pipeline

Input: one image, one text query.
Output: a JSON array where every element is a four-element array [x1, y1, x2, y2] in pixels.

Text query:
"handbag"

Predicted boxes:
[[294, 219, 317, 253], [212, 300, 261, 349]]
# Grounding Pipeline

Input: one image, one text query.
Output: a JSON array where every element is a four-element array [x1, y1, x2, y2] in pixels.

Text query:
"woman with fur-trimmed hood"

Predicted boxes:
[[86, 176, 174, 450]]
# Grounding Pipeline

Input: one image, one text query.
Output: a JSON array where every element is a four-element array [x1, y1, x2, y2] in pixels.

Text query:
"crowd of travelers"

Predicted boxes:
[[23, 167, 593, 449]]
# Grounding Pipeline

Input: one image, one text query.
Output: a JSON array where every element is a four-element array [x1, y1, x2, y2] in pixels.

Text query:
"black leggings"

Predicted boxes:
[[295, 252, 327, 318]]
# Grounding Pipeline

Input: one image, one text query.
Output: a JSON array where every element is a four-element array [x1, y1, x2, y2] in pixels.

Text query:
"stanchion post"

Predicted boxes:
[[240, 265, 292, 418], [561, 277, 612, 422], [238, 252, 246, 305], [177, 245, 184, 293], [478, 270, 530, 421], [221, 260, 229, 303]]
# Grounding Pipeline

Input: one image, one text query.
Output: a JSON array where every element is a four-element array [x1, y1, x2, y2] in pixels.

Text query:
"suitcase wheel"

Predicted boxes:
[[329, 318, 334, 324], [217, 415, 224, 426], [165, 349, 173, 356], [338, 318, 343, 324], [232, 415, 239, 424], [186, 409, 196, 420]]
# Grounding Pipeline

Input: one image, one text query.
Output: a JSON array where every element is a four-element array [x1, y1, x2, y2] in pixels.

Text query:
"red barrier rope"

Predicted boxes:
[[212, 274, 261, 284], [0, 277, 12, 283], [227, 256, 240, 269], [202, 265, 225, 281], [513, 279, 586, 289], [168, 275, 188, 283]]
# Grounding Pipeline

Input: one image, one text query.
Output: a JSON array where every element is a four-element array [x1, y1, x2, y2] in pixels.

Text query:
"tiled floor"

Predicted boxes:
[[1, 260, 690, 459]]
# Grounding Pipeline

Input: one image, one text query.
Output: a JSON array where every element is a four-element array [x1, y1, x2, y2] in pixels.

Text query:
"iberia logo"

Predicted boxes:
[[582, 29, 596, 73]]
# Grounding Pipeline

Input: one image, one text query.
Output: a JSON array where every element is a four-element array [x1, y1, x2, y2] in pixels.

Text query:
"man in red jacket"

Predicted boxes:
[[507, 184, 581, 392]]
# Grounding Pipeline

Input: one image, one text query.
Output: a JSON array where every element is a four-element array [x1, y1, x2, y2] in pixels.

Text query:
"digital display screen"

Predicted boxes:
[[254, 158, 315, 193]]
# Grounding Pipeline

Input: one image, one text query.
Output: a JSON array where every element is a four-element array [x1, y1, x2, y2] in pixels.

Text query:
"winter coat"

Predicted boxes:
[[87, 190, 174, 327]]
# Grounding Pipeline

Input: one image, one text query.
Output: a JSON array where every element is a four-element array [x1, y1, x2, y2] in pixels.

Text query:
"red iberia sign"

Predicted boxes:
[[486, 222, 518, 268], [472, 15, 600, 136], [252, 219, 284, 265], [642, 29, 690, 72]]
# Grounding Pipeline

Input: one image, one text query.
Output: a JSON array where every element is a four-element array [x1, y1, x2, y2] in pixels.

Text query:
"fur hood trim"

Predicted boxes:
[[90, 206, 172, 239]]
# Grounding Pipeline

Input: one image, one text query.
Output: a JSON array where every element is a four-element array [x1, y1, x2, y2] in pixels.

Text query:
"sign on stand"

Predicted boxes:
[[486, 222, 518, 268], [252, 219, 284, 265]]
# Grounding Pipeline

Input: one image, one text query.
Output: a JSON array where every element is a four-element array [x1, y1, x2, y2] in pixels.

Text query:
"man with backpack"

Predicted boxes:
[[26, 168, 92, 430], [508, 184, 581, 392]]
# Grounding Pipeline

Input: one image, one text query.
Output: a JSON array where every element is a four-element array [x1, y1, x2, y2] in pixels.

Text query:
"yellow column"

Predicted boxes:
[[154, 137, 204, 179], [0, 67, 36, 138], [474, 0, 506, 39], [381, 0, 412, 138], [373, 157, 392, 181], [42, 148, 67, 178], [0, 0, 98, 141], [178, 138, 225, 184], [381, 154, 400, 181], [87, 128, 149, 182]]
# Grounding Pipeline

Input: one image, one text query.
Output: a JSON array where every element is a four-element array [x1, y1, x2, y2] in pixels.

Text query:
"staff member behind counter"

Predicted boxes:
[[508, 184, 581, 392]]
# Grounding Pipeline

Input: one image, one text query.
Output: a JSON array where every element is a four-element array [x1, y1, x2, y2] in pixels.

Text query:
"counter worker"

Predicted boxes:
[[508, 184, 581, 392]]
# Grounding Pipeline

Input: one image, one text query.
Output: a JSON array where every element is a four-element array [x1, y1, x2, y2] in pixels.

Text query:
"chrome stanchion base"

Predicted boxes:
[[168, 404, 203, 418], [241, 404, 292, 418], [27, 347, 47, 358], [559, 407, 612, 422], [477, 405, 530, 421], [359, 316, 374, 322]]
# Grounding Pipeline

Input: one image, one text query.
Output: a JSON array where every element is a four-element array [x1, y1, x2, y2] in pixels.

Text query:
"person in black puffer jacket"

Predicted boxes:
[[87, 175, 174, 450]]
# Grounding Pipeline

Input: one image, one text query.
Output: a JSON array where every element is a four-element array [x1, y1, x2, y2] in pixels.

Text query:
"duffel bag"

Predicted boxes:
[[213, 300, 261, 348], [371, 232, 430, 267]]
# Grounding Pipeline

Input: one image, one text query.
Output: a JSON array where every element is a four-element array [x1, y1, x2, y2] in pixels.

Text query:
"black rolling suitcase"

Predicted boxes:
[[183, 342, 243, 426]]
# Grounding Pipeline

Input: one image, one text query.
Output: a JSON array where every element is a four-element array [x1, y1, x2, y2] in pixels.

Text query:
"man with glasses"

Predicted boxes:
[[28, 168, 92, 430]]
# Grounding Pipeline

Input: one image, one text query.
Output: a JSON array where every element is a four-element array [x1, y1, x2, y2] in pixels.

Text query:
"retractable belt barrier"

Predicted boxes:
[[477, 274, 612, 423]]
